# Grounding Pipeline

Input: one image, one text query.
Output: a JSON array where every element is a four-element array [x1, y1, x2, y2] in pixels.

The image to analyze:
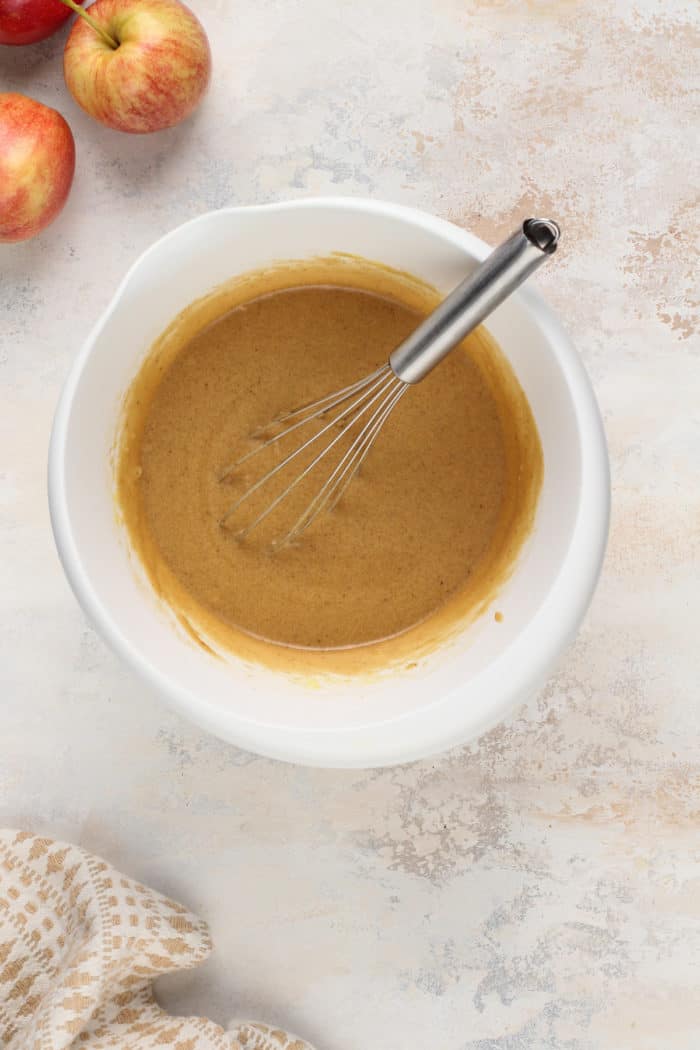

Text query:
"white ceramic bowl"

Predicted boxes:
[[49, 198, 609, 768]]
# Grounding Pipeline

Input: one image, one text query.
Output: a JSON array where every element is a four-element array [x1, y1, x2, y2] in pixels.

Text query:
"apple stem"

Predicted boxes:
[[57, 0, 119, 49]]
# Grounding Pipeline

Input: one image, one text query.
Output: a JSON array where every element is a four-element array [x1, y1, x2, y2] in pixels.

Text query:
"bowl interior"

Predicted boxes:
[[50, 200, 606, 766]]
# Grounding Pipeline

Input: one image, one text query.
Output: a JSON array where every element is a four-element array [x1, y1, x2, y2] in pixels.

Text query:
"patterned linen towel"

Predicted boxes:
[[0, 830, 314, 1050]]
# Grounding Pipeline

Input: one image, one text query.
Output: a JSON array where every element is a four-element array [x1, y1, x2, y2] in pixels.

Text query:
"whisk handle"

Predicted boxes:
[[389, 218, 560, 384]]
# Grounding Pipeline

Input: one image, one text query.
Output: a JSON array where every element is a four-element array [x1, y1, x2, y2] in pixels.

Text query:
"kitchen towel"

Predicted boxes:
[[0, 830, 314, 1049]]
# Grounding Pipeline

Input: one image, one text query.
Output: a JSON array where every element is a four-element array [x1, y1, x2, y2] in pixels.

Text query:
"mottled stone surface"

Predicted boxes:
[[1, 2, 698, 1047]]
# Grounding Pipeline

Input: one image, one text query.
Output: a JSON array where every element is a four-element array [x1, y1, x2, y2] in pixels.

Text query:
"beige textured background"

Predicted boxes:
[[1, 2, 699, 1047]]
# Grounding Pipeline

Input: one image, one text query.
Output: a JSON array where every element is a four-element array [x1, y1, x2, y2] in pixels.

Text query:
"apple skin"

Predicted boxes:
[[0, 0, 81, 46], [63, 0, 211, 134], [0, 93, 76, 243]]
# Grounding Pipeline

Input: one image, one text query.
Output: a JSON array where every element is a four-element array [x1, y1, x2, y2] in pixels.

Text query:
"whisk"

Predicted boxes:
[[220, 217, 560, 548]]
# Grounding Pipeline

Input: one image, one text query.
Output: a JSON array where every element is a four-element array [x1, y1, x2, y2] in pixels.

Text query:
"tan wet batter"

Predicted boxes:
[[116, 256, 542, 672]]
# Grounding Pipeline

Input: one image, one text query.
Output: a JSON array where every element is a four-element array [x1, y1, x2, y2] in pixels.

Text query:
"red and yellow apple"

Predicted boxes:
[[0, 92, 75, 243], [63, 0, 211, 133], [0, 0, 81, 46]]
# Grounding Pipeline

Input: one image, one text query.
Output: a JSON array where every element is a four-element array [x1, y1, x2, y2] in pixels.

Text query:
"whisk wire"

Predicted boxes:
[[326, 381, 408, 513], [273, 375, 408, 548], [264, 364, 390, 429], [219, 365, 390, 481], [222, 368, 402, 538], [219, 367, 393, 528]]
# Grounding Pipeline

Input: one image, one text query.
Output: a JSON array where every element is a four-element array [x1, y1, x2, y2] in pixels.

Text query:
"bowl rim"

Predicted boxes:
[[48, 196, 610, 767]]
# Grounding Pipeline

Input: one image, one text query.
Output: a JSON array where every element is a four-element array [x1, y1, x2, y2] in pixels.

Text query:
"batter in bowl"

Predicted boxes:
[[116, 255, 542, 671]]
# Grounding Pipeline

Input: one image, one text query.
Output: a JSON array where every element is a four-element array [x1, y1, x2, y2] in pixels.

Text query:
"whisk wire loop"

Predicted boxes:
[[219, 364, 390, 482], [272, 374, 408, 548], [221, 365, 404, 539]]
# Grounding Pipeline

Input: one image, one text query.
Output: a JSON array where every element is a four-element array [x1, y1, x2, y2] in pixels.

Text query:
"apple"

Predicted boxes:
[[0, 92, 75, 243], [63, 0, 211, 133], [0, 0, 82, 45]]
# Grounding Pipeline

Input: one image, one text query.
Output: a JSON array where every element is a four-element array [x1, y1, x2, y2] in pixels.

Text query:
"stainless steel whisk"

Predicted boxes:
[[220, 217, 560, 548]]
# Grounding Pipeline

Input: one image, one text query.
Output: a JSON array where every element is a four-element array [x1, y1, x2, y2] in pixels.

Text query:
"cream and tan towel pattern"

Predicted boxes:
[[0, 830, 313, 1050]]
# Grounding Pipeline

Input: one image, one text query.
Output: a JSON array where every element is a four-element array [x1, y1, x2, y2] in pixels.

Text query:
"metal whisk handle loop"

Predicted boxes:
[[389, 218, 560, 384]]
